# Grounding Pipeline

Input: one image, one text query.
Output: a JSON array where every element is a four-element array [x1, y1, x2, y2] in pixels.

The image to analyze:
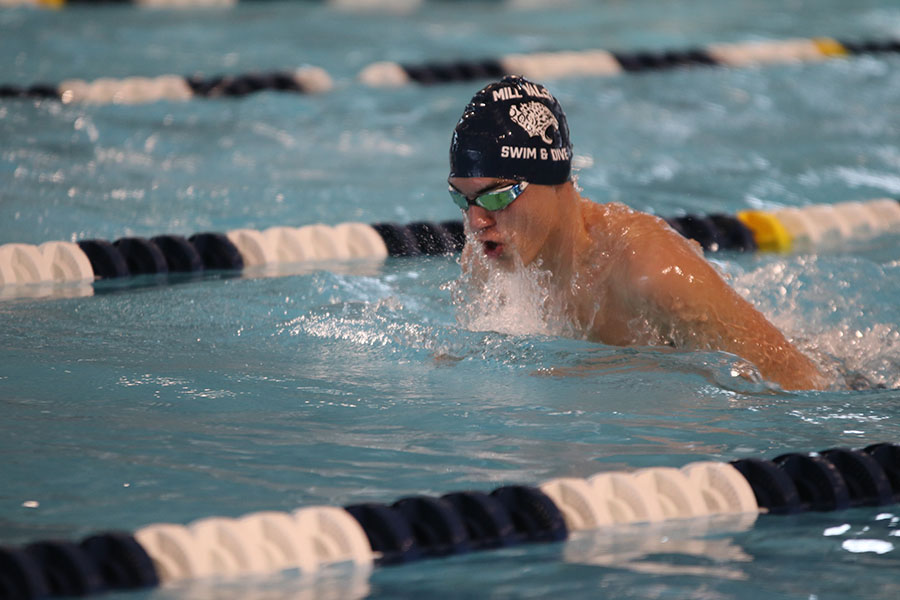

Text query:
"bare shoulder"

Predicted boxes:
[[589, 204, 710, 290], [582, 200, 662, 229], [583, 202, 692, 250]]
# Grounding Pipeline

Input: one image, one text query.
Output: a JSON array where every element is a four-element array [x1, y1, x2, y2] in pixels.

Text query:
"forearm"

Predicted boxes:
[[712, 310, 827, 390]]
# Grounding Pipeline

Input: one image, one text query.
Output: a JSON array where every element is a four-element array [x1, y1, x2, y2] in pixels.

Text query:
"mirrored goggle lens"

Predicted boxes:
[[448, 182, 525, 211], [449, 188, 469, 210], [478, 184, 520, 210]]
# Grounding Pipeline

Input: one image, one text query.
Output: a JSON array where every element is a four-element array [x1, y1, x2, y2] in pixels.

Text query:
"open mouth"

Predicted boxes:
[[482, 240, 503, 257]]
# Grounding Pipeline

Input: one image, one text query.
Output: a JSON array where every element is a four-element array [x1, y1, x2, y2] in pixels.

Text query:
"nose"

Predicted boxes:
[[465, 205, 495, 232]]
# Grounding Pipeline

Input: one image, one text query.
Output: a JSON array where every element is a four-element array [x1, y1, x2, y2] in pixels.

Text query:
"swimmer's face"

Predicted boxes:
[[449, 176, 563, 269]]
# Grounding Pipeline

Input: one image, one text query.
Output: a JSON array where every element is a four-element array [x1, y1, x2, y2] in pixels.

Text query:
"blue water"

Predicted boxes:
[[2, 1, 900, 598]]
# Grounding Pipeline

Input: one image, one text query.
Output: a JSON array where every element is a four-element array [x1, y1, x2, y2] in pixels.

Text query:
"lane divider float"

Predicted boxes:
[[359, 36, 900, 86], [3, 38, 900, 104], [1, 442, 897, 599], [1, 198, 898, 299], [0, 68, 332, 105]]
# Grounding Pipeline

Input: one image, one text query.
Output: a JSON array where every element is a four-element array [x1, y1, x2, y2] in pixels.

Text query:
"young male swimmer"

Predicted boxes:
[[448, 75, 826, 391]]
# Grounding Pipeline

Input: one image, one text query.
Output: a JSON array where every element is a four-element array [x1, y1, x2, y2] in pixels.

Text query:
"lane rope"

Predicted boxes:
[[2, 37, 900, 104], [359, 37, 900, 87], [1, 442, 897, 599], [1, 197, 898, 301], [0, 68, 333, 104]]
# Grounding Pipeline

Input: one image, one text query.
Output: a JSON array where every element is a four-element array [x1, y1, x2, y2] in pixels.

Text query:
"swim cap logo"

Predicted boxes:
[[508, 102, 559, 145]]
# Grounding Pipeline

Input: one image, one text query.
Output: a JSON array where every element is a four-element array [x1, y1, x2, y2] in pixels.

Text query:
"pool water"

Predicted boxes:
[[2, 0, 900, 598]]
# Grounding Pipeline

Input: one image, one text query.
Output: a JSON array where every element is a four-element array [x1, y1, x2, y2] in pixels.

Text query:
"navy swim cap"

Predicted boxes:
[[449, 75, 572, 185]]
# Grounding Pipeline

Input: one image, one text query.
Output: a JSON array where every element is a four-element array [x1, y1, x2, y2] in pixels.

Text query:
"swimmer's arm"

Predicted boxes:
[[625, 229, 827, 390]]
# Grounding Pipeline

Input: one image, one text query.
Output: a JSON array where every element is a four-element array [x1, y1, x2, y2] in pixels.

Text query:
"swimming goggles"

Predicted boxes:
[[448, 181, 529, 211]]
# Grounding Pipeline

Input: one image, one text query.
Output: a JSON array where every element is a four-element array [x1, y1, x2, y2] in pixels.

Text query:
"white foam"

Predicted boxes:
[[452, 251, 578, 339]]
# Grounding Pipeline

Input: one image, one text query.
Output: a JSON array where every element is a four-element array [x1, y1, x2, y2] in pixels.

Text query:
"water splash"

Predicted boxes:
[[282, 297, 439, 351], [732, 253, 900, 390], [447, 243, 582, 340]]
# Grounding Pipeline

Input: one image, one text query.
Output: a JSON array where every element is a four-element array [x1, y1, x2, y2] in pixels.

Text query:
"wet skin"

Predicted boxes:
[[449, 177, 827, 390]]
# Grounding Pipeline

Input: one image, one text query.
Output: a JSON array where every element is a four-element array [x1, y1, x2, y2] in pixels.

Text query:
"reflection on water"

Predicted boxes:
[[155, 564, 371, 600], [0, 281, 93, 302], [563, 513, 758, 579]]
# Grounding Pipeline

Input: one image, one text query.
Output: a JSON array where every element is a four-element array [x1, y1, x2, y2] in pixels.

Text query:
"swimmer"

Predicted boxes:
[[448, 75, 826, 390]]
